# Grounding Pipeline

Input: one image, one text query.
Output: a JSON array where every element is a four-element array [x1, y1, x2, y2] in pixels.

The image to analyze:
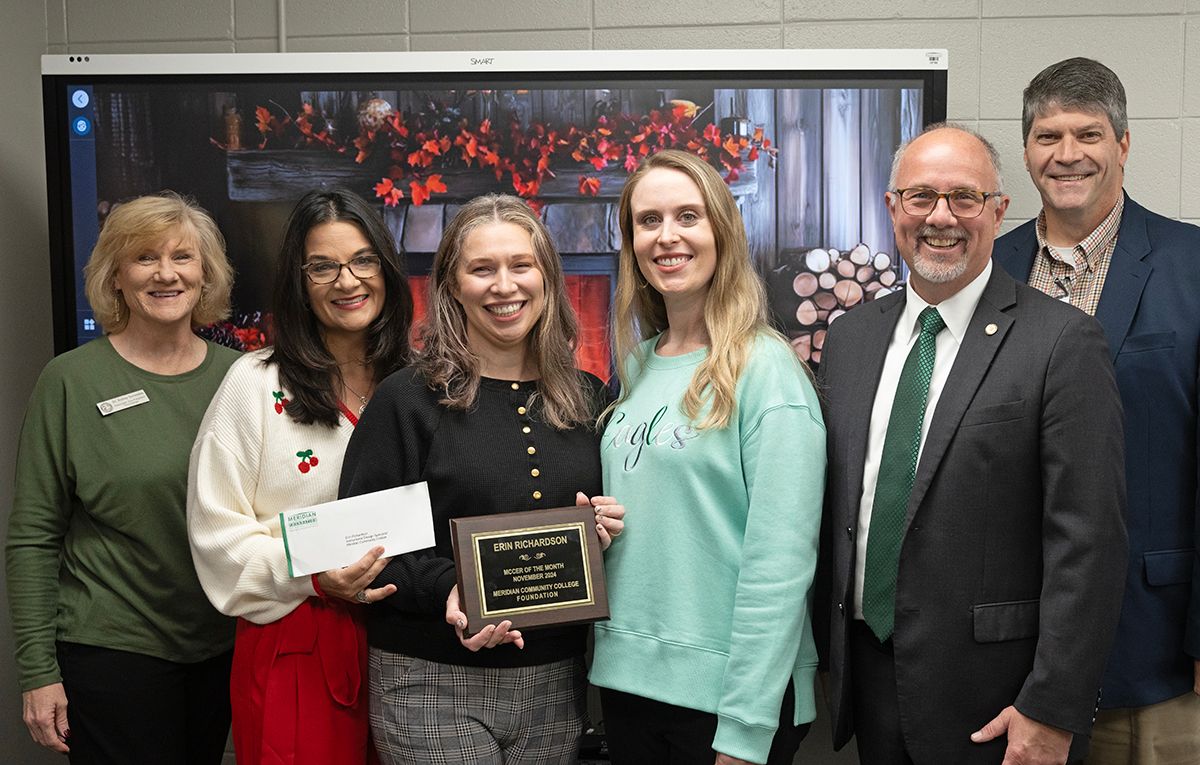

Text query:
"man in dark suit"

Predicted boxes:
[[993, 57, 1200, 765], [819, 123, 1128, 764]]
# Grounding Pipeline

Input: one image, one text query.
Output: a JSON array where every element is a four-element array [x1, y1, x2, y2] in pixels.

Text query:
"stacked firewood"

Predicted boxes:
[[771, 244, 901, 365]]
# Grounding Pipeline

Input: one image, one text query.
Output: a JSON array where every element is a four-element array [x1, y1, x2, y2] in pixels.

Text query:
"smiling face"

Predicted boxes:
[[629, 167, 718, 312], [302, 220, 385, 341], [112, 224, 204, 332], [1023, 105, 1128, 239], [887, 128, 1009, 305], [453, 221, 546, 363]]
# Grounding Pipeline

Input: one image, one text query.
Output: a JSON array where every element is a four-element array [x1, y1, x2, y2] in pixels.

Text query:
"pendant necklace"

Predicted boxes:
[[344, 379, 373, 415]]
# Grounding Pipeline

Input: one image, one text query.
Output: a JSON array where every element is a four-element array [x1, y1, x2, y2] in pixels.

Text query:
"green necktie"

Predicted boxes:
[[862, 306, 946, 642]]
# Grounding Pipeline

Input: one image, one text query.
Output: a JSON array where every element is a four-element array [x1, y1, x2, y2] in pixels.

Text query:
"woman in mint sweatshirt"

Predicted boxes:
[[592, 149, 826, 765]]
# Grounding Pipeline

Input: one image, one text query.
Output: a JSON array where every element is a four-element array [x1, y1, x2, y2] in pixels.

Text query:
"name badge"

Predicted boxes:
[[96, 389, 150, 416]]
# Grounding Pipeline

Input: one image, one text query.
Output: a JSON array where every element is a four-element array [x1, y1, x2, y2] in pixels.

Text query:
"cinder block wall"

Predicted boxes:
[[4, 1, 1198, 762]]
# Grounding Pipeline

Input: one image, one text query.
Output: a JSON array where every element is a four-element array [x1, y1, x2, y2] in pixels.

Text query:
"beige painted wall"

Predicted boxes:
[[5, 1, 1199, 762], [1, 0, 56, 760]]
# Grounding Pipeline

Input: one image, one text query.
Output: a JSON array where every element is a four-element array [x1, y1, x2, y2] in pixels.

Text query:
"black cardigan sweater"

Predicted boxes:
[[339, 366, 604, 668]]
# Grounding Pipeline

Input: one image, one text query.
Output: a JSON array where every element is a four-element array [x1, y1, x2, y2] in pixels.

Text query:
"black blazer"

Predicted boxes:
[[994, 194, 1200, 708], [818, 266, 1128, 763]]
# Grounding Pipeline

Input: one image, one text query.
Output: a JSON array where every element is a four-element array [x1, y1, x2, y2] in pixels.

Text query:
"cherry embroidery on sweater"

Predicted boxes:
[[296, 450, 319, 473], [272, 390, 290, 414]]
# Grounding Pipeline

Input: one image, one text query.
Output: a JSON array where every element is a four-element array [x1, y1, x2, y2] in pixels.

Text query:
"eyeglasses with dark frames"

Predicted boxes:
[[891, 188, 1004, 219], [301, 255, 383, 285]]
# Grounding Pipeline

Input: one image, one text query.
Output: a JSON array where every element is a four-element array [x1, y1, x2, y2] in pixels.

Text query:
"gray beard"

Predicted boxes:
[[908, 249, 971, 284]]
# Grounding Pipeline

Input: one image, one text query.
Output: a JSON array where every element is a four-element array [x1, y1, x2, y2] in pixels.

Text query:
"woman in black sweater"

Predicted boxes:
[[339, 193, 624, 765]]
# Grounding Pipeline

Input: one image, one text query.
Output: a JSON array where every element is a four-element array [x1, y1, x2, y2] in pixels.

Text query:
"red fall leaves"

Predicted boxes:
[[253, 99, 774, 209]]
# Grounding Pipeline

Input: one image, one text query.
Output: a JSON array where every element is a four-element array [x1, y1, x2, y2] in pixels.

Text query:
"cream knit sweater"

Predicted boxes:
[[187, 350, 355, 625]]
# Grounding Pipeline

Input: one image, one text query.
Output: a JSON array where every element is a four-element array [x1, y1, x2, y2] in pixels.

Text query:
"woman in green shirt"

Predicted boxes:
[[7, 192, 240, 762]]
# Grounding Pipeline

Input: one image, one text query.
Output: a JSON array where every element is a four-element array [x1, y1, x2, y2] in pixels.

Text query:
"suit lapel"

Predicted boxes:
[[1094, 195, 1152, 361], [842, 295, 906, 516], [905, 268, 1017, 527], [995, 221, 1038, 282]]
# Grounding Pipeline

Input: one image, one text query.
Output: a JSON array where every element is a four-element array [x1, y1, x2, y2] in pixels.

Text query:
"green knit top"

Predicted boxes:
[[7, 336, 239, 691]]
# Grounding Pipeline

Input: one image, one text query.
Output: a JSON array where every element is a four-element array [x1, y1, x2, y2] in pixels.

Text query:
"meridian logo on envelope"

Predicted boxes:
[[286, 510, 318, 531]]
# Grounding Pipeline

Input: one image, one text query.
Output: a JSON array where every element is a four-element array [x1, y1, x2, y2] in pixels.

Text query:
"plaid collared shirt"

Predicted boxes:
[[1026, 196, 1124, 317]]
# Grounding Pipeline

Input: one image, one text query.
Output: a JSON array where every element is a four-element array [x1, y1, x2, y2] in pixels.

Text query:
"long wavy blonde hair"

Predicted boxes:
[[612, 149, 783, 430], [418, 194, 592, 429]]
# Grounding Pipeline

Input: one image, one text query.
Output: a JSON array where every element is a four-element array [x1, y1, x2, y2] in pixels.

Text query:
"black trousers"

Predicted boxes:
[[57, 642, 232, 765], [600, 681, 809, 765], [848, 620, 915, 765]]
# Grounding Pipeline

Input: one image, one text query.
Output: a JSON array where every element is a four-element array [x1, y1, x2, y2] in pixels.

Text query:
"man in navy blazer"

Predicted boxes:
[[820, 124, 1127, 764], [994, 57, 1200, 764]]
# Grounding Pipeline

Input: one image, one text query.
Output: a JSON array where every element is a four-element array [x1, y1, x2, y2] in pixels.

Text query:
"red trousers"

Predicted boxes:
[[231, 597, 373, 765]]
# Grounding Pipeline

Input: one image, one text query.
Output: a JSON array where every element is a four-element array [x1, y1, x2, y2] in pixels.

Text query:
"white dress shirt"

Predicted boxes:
[[852, 260, 993, 618]]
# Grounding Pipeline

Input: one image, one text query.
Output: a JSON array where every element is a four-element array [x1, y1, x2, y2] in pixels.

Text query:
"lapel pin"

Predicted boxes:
[[985, 323, 998, 336]]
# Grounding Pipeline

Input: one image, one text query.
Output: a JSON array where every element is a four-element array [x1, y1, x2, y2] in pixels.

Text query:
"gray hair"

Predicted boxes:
[[1022, 57, 1127, 143], [888, 121, 1004, 194]]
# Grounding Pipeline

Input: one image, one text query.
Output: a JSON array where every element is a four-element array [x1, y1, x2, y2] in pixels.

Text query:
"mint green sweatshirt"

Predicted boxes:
[[591, 333, 826, 764]]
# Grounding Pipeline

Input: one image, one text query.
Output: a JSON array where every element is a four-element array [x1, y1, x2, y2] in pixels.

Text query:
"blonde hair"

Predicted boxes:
[[418, 194, 592, 430], [83, 192, 233, 333], [612, 149, 788, 430]]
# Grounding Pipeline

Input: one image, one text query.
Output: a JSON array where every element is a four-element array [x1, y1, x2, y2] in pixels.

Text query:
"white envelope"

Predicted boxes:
[[280, 482, 436, 576]]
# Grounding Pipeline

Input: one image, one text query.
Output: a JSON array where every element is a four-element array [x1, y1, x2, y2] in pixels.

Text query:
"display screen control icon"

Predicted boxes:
[[71, 117, 92, 136], [71, 90, 90, 108]]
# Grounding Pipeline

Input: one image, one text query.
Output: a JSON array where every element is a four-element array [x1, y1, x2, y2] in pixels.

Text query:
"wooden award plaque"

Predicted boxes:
[[450, 505, 609, 634]]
